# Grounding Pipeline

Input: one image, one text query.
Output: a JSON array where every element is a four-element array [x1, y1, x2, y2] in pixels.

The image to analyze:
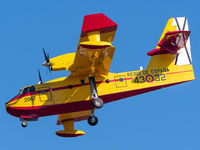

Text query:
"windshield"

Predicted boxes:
[[22, 87, 29, 95], [21, 86, 36, 95], [17, 89, 22, 95]]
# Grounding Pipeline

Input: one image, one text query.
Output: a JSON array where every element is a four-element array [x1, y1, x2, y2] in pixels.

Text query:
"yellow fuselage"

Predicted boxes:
[[6, 62, 194, 121]]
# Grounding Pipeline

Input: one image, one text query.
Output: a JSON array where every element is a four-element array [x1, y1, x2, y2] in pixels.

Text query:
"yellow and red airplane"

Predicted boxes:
[[6, 13, 195, 137]]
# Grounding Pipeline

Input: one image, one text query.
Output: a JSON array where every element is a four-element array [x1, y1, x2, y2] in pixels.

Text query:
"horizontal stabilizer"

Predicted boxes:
[[148, 30, 190, 56]]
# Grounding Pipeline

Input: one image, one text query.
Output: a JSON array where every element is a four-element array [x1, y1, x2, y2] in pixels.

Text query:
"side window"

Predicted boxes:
[[22, 88, 28, 95], [29, 86, 36, 92]]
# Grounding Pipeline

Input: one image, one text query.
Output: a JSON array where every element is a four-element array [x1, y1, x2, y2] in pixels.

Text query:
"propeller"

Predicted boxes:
[[42, 48, 52, 72], [38, 69, 43, 84]]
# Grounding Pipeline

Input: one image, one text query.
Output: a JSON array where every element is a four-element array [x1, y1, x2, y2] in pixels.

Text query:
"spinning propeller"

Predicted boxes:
[[42, 48, 52, 72]]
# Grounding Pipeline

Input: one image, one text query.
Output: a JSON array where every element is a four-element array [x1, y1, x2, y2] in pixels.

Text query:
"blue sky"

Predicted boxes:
[[1, 0, 200, 149]]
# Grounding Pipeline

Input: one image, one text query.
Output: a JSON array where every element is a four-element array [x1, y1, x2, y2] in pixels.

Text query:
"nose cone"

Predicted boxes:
[[5, 102, 9, 106], [5, 97, 15, 108], [5, 96, 19, 117]]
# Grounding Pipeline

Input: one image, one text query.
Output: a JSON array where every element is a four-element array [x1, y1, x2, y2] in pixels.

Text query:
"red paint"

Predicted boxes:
[[6, 100, 93, 118], [146, 75, 154, 83], [20, 114, 38, 119], [148, 30, 190, 56], [56, 132, 84, 137], [57, 115, 90, 125], [81, 13, 117, 34], [7, 78, 132, 104], [80, 44, 111, 49], [100, 80, 193, 104], [126, 78, 133, 80], [166, 70, 193, 75], [6, 80, 192, 119], [166, 30, 190, 35], [158, 39, 163, 47], [147, 48, 169, 56]]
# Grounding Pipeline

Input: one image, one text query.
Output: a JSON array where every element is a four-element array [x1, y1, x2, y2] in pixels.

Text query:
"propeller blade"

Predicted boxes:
[[42, 48, 52, 73], [47, 53, 49, 61], [38, 69, 43, 84], [48, 66, 52, 73], [43, 48, 49, 63]]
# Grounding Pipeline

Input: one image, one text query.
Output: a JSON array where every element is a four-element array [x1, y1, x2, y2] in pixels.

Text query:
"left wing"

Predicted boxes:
[[48, 13, 118, 77]]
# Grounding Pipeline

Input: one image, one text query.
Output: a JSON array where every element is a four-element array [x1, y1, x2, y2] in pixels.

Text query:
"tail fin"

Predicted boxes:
[[147, 17, 192, 69]]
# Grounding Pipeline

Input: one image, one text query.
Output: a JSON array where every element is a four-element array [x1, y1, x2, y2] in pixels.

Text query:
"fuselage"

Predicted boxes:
[[6, 64, 194, 120]]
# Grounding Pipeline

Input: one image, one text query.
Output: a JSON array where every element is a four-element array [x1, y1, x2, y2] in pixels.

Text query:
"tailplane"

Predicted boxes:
[[147, 17, 192, 69], [146, 17, 194, 83]]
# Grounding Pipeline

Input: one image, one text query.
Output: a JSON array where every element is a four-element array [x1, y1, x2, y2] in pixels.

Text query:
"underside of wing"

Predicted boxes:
[[69, 13, 118, 77], [57, 110, 91, 125]]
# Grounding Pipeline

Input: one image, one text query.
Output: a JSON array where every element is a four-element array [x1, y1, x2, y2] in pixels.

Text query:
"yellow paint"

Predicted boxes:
[[6, 17, 195, 137], [87, 31, 100, 41], [56, 120, 85, 136], [49, 53, 75, 71], [57, 110, 90, 123], [148, 18, 177, 69]]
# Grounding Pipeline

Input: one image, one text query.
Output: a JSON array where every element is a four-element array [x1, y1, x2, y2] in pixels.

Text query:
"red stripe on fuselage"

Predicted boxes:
[[166, 70, 193, 75]]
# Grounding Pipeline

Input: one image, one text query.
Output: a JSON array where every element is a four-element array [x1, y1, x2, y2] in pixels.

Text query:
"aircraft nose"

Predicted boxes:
[[5, 96, 16, 108], [5, 99, 12, 108]]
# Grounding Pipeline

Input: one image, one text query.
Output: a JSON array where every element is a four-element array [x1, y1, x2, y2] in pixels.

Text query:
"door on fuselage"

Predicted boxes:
[[114, 75, 127, 88], [38, 84, 51, 102]]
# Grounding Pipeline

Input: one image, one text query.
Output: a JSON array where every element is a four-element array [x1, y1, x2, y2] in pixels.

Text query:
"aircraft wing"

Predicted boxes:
[[49, 13, 117, 77], [68, 13, 118, 77]]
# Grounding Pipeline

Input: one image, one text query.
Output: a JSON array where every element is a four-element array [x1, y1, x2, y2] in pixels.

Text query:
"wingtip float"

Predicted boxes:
[[6, 14, 195, 137]]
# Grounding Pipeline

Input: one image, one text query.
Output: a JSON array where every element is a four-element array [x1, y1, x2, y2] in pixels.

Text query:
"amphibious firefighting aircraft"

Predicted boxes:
[[6, 13, 195, 137]]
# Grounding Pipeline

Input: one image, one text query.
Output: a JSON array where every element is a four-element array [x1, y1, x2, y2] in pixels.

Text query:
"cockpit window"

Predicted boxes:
[[29, 86, 36, 92], [21, 86, 36, 95], [22, 87, 29, 95]]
